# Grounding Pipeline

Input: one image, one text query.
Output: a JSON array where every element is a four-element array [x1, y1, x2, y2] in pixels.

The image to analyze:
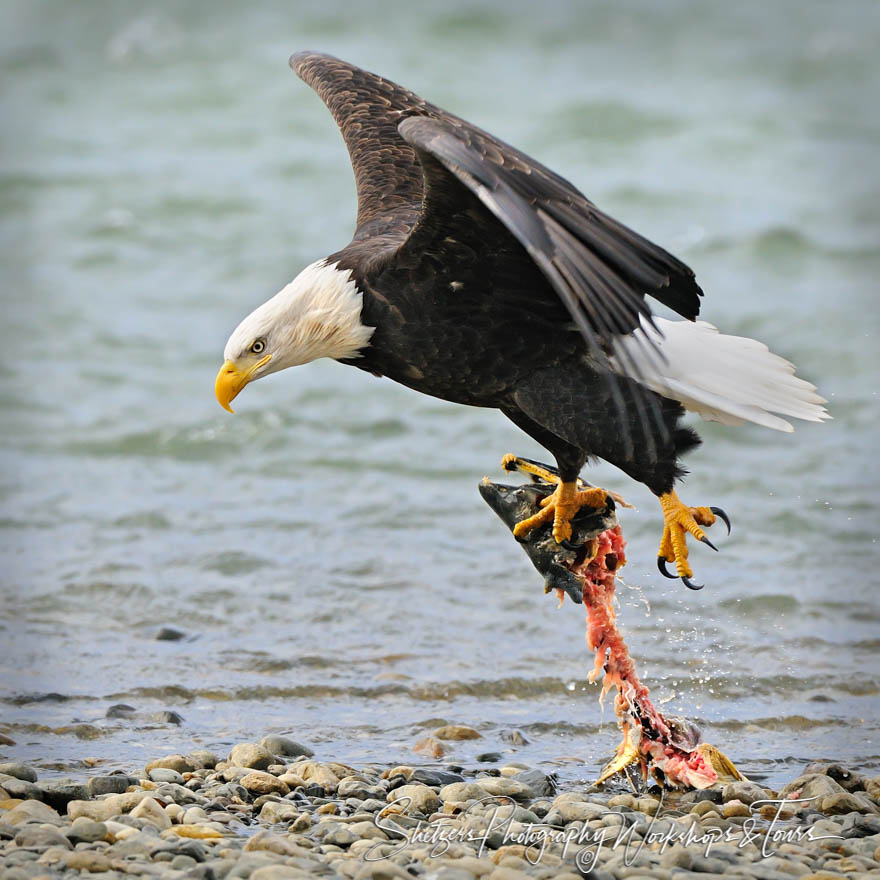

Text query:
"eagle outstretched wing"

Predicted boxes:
[[291, 51, 705, 454]]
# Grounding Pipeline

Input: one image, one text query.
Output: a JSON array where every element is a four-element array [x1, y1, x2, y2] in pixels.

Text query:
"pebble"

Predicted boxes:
[[87, 775, 132, 797], [145, 753, 196, 775], [413, 735, 446, 758], [260, 735, 314, 758], [434, 724, 482, 740], [148, 767, 185, 785], [1, 745, 874, 879], [239, 770, 291, 795], [722, 779, 771, 805], [386, 783, 440, 814], [0, 763, 38, 783]]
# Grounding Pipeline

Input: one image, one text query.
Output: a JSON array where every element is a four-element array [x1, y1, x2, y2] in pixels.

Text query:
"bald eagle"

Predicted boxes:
[[216, 52, 828, 588]]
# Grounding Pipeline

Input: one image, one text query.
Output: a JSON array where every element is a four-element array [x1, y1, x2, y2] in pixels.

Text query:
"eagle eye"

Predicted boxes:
[[250, 338, 266, 354]]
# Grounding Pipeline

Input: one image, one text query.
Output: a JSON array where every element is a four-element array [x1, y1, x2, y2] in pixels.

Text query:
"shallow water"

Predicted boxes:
[[1, 0, 878, 790]]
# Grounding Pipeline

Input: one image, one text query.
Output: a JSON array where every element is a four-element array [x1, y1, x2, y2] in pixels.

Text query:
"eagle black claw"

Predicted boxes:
[[700, 535, 719, 552], [681, 576, 704, 591], [657, 557, 677, 579], [710, 506, 731, 535]]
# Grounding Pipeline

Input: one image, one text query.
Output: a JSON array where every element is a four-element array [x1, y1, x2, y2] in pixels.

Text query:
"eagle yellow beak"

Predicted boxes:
[[215, 355, 272, 413]]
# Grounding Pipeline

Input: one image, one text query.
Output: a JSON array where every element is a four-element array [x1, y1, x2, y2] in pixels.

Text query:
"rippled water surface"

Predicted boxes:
[[2, 0, 878, 789]]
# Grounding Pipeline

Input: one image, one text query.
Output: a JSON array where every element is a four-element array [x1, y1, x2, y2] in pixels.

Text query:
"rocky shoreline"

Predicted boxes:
[[2, 733, 880, 879]]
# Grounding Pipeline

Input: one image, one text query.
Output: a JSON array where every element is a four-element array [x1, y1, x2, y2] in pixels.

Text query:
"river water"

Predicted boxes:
[[2, 0, 878, 789]]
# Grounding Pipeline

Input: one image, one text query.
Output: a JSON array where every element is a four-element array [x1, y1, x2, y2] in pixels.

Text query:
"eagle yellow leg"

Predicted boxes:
[[501, 455, 609, 544], [657, 491, 718, 579]]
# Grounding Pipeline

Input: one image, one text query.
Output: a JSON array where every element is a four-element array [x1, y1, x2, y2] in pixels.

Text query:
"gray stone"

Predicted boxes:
[[260, 735, 314, 758], [148, 767, 185, 785], [105, 703, 136, 718], [66, 816, 108, 843], [37, 778, 90, 810], [779, 772, 847, 802], [156, 625, 187, 640], [337, 777, 383, 800], [322, 824, 358, 847], [409, 768, 463, 787], [803, 761, 866, 793], [721, 779, 772, 805], [474, 776, 534, 800], [188, 749, 220, 769], [0, 762, 38, 782], [513, 767, 555, 797], [0, 775, 43, 800], [386, 783, 440, 815], [229, 742, 275, 771], [87, 774, 131, 797], [822, 791, 879, 815], [439, 781, 490, 804], [13, 825, 73, 850]]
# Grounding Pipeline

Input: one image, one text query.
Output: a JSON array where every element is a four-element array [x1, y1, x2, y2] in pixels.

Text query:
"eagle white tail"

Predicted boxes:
[[612, 317, 830, 432]]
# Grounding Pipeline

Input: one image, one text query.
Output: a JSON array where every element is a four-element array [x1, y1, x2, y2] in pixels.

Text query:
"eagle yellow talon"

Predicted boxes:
[[512, 479, 609, 543], [657, 490, 718, 580]]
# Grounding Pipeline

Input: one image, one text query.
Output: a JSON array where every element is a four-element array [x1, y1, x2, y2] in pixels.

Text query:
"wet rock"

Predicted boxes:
[[409, 768, 464, 787], [240, 771, 290, 796], [722, 780, 772, 805], [413, 736, 445, 758], [228, 742, 275, 771], [337, 777, 383, 800], [147, 767, 184, 786], [822, 791, 879, 815], [155, 626, 187, 640], [804, 761, 866, 793], [105, 703, 136, 718], [188, 749, 220, 770], [500, 730, 529, 746], [145, 753, 196, 775], [13, 825, 73, 850], [157, 709, 185, 724], [780, 773, 847, 802], [387, 783, 440, 815], [0, 763, 37, 782], [259, 735, 314, 758], [434, 724, 481, 740], [87, 774, 131, 797], [37, 778, 90, 810], [476, 752, 504, 763], [512, 768, 555, 797], [0, 775, 43, 800]]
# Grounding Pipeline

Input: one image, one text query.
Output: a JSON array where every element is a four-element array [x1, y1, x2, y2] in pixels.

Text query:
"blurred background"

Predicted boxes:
[[1, 0, 878, 787]]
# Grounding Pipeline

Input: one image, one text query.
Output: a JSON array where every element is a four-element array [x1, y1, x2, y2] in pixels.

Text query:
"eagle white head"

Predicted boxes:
[[215, 259, 374, 412]]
